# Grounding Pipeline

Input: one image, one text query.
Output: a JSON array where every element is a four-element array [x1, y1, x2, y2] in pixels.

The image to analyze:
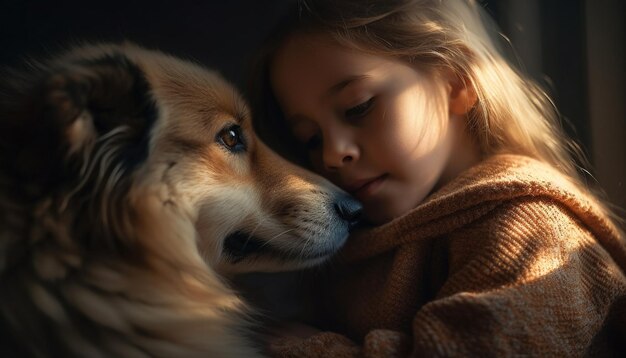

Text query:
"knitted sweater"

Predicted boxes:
[[268, 155, 626, 357]]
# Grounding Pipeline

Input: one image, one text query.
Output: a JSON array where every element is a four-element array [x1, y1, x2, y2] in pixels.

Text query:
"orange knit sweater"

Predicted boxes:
[[269, 155, 626, 357]]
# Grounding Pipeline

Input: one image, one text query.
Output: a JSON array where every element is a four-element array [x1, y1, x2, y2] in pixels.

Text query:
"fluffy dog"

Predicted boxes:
[[0, 43, 361, 357]]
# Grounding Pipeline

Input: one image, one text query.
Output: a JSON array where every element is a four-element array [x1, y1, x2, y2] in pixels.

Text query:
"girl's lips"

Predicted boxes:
[[348, 174, 388, 200]]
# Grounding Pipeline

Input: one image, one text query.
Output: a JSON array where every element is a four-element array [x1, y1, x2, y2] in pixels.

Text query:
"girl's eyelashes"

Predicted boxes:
[[297, 97, 375, 151], [345, 97, 375, 119]]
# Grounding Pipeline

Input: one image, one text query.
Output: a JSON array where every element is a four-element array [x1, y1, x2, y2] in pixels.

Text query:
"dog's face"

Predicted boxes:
[[0, 43, 361, 277]]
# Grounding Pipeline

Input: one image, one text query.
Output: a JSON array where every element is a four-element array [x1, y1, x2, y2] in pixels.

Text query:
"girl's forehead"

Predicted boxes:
[[273, 33, 379, 77], [270, 33, 397, 96]]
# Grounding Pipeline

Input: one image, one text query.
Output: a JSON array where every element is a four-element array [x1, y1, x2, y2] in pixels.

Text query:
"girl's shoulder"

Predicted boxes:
[[432, 153, 624, 259], [431, 154, 575, 200], [343, 154, 624, 265], [425, 153, 596, 215], [405, 153, 621, 248]]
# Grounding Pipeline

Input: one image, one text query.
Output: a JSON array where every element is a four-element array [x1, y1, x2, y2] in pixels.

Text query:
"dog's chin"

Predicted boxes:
[[218, 230, 348, 274], [224, 255, 334, 274]]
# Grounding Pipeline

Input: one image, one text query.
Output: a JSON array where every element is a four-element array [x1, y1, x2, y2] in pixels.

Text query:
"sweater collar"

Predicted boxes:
[[339, 154, 624, 262]]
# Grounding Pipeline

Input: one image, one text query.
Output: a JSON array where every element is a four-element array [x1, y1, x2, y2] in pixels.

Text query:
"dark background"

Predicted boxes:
[[1, 0, 623, 211]]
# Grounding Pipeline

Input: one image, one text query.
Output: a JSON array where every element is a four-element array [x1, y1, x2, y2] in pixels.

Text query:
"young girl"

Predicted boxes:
[[249, 0, 626, 356]]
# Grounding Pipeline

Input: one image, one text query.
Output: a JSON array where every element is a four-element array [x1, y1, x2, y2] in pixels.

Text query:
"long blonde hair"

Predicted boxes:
[[249, 0, 623, 228]]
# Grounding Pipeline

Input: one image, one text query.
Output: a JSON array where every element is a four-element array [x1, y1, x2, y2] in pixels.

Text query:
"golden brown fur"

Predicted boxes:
[[0, 43, 361, 357]]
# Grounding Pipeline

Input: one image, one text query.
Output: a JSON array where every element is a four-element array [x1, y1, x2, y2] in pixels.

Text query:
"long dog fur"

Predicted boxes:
[[0, 43, 361, 357]]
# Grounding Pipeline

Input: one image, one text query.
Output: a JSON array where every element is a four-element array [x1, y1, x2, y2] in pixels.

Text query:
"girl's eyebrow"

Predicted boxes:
[[328, 74, 371, 94]]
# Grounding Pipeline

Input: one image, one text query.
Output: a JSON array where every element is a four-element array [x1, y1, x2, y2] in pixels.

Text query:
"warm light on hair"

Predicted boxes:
[[250, 0, 623, 229]]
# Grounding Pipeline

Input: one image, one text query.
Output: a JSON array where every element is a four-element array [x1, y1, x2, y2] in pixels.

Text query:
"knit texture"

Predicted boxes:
[[268, 155, 626, 357]]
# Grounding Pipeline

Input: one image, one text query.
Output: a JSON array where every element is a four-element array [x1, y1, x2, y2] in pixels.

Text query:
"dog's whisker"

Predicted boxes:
[[298, 234, 316, 259], [259, 228, 296, 251], [273, 228, 297, 251], [270, 228, 296, 241], [240, 221, 263, 252]]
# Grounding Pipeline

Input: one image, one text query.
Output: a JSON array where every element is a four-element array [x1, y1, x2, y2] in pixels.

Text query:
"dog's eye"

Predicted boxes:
[[217, 125, 246, 152]]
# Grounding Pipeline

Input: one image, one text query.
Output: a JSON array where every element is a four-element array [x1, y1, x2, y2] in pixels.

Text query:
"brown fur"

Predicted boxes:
[[0, 43, 360, 357]]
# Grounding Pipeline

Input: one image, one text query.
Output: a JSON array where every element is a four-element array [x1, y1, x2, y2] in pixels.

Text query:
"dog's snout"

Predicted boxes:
[[333, 194, 363, 229]]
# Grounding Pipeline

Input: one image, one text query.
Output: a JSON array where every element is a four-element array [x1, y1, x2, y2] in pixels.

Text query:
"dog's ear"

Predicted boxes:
[[42, 54, 156, 153], [0, 50, 157, 201]]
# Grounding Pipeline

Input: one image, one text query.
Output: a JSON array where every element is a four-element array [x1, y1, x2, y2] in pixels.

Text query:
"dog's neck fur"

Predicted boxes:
[[1, 187, 259, 357]]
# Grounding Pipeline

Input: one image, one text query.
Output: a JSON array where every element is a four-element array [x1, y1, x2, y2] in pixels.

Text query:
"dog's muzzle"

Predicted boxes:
[[333, 193, 363, 230], [222, 193, 362, 264]]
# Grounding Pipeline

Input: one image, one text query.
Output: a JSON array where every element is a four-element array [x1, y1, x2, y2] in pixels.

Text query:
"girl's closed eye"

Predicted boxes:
[[345, 97, 375, 119], [303, 97, 376, 151]]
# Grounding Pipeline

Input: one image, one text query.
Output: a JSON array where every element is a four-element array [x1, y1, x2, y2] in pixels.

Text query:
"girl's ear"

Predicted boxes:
[[446, 72, 478, 116]]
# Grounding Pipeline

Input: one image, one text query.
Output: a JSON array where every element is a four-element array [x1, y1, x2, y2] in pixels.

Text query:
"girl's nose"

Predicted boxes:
[[322, 128, 359, 171]]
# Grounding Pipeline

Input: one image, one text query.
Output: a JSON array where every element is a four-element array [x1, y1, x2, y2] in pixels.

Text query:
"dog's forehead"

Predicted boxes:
[[110, 48, 248, 135], [65, 43, 247, 122], [150, 58, 234, 102]]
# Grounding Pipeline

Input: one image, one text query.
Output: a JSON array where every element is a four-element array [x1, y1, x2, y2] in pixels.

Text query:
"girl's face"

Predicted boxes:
[[270, 33, 478, 224]]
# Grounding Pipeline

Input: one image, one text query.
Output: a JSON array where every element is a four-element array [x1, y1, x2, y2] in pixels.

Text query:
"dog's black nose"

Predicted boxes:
[[333, 194, 363, 230]]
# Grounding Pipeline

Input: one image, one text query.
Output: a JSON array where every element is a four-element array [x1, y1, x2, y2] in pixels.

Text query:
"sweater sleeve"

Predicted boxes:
[[268, 197, 626, 357]]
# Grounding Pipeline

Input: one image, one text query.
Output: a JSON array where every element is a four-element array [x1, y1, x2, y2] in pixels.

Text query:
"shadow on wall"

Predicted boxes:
[[0, 0, 292, 89], [489, 0, 625, 215]]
